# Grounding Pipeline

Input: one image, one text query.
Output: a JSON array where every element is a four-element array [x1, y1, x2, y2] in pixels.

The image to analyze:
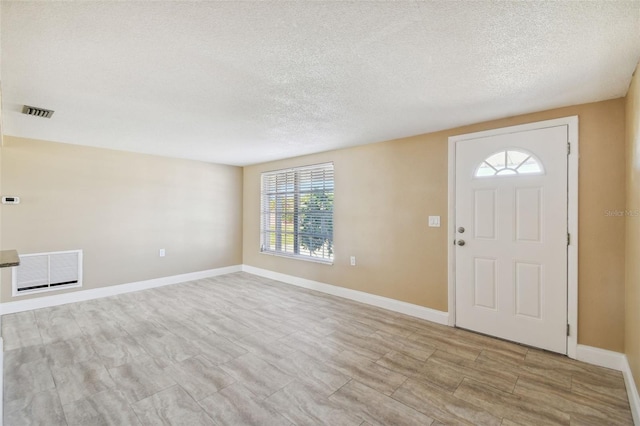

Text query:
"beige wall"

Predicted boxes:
[[244, 98, 627, 352], [0, 98, 628, 352], [626, 63, 640, 391], [0, 136, 243, 302]]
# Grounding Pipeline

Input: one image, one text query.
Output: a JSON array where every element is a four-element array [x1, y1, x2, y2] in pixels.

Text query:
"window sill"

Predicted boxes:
[[259, 250, 334, 265]]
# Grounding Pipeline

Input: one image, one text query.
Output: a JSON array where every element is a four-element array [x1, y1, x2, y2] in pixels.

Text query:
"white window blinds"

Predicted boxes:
[[261, 163, 334, 263]]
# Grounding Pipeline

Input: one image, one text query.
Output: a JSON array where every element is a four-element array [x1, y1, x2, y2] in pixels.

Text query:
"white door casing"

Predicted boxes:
[[448, 117, 578, 356]]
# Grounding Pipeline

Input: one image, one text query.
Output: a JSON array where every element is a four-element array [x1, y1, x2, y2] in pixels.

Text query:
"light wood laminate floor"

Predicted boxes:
[[3, 272, 633, 425]]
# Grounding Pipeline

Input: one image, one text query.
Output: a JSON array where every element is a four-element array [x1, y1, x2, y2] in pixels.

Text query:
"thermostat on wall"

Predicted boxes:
[[2, 196, 20, 205]]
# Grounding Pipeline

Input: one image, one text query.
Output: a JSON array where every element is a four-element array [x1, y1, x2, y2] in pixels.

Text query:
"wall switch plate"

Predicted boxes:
[[428, 216, 441, 227], [350, 256, 356, 266], [159, 249, 166, 257]]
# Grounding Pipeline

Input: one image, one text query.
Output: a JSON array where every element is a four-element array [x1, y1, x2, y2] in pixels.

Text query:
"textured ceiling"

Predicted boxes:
[[2, 1, 639, 166]]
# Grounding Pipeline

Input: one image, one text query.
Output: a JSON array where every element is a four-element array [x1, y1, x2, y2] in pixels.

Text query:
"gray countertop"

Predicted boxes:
[[0, 250, 19, 268]]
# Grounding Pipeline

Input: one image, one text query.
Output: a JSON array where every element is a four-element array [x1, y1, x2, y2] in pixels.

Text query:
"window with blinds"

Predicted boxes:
[[261, 162, 334, 263]]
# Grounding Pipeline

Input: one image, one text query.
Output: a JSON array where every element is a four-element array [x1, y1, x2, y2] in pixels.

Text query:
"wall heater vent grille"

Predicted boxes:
[[12, 250, 83, 296]]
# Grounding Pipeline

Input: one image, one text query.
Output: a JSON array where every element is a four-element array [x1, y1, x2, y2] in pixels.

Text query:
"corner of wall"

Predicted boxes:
[[625, 59, 640, 406]]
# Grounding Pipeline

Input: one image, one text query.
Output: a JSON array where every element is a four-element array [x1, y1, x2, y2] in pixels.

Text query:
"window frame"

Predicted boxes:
[[260, 162, 334, 264], [474, 148, 545, 178]]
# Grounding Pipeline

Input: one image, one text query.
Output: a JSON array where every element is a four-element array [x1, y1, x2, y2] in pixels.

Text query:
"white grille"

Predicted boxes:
[[22, 105, 54, 118], [12, 250, 83, 296]]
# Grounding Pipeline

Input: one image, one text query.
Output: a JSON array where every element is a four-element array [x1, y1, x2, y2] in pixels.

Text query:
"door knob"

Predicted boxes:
[[457, 239, 466, 246]]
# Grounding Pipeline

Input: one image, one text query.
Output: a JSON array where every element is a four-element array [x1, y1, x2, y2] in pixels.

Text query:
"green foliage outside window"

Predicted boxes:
[[299, 192, 333, 256]]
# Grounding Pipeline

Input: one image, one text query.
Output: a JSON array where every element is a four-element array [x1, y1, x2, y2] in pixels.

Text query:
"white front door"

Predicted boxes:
[[455, 125, 568, 354]]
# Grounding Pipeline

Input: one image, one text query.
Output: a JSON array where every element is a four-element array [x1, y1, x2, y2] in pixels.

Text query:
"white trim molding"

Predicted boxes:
[[447, 116, 579, 358], [576, 344, 627, 370], [623, 358, 640, 425], [576, 345, 640, 424], [0, 265, 242, 315], [242, 265, 449, 325]]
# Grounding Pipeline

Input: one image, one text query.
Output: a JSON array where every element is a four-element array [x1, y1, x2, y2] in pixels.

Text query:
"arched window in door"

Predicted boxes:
[[475, 149, 544, 177]]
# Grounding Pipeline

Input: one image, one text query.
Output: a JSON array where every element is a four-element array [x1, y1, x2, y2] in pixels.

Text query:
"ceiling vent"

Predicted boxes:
[[22, 105, 54, 118]]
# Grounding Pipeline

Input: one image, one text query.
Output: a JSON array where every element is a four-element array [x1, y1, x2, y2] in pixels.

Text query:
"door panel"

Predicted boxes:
[[515, 187, 542, 242], [474, 258, 497, 310], [474, 190, 497, 239], [515, 262, 542, 318], [455, 125, 568, 354]]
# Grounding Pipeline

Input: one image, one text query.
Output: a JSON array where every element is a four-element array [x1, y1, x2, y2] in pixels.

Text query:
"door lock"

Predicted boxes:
[[458, 227, 465, 233], [457, 239, 466, 246]]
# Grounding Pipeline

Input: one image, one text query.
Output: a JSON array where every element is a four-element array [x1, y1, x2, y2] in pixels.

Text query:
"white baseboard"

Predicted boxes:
[[576, 344, 627, 370], [0, 265, 242, 315], [241, 265, 449, 325], [576, 344, 640, 424], [622, 356, 640, 425]]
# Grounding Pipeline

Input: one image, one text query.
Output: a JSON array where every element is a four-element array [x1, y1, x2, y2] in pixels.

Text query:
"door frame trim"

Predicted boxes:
[[447, 116, 579, 358]]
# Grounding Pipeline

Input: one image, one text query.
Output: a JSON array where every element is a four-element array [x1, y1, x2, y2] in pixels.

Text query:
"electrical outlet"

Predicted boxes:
[[159, 249, 166, 257], [350, 256, 356, 266]]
